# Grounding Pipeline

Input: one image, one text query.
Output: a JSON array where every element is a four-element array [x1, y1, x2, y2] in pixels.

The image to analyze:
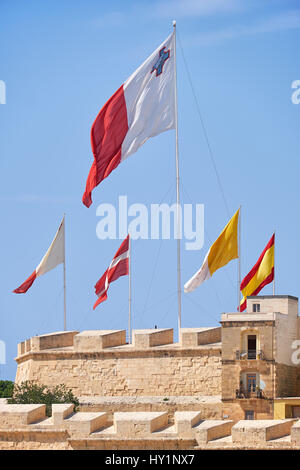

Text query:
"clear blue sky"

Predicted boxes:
[[1, 0, 299, 381]]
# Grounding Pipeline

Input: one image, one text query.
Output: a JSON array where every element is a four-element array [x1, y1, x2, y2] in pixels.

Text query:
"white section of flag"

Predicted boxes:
[[121, 31, 175, 161], [36, 216, 65, 277], [184, 251, 211, 293]]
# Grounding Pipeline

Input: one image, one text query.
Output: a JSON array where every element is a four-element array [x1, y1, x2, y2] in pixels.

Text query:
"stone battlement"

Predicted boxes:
[[0, 404, 300, 450], [17, 327, 221, 357]]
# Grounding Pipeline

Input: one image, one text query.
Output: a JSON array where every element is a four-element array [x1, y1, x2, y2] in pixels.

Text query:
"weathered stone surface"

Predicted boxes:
[[195, 420, 233, 444], [74, 330, 126, 352], [0, 404, 46, 427], [132, 329, 173, 348], [180, 328, 221, 347], [232, 419, 295, 444], [15, 342, 222, 397], [113, 412, 168, 436]]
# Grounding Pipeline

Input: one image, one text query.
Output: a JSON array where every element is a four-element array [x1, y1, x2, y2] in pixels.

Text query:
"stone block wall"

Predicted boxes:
[[16, 348, 222, 397], [275, 363, 299, 397], [15, 330, 222, 397]]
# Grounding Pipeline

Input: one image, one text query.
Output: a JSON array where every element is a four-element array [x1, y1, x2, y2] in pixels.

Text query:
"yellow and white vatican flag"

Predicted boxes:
[[184, 209, 239, 293]]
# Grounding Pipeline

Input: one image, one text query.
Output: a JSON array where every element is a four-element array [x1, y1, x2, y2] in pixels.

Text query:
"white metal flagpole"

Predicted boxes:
[[128, 235, 132, 343], [63, 214, 67, 331], [238, 206, 241, 310], [173, 20, 182, 339]]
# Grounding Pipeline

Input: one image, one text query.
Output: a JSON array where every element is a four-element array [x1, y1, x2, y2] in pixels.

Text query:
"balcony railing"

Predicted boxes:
[[235, 349, 264, 360], [235, 387, 264, 399]]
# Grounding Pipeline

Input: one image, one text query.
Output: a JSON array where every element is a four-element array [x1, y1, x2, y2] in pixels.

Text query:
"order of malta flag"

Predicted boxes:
[[93, 235, 130, 310], [13, 217, 65, 293], [239, 233, 275, 312], [82, 32, 175, 208]]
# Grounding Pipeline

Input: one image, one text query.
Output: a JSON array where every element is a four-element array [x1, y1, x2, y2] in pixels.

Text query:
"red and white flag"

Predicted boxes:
[[82, 32, 175, 207], [93, 235, 130, 310], [13, 216, 65, 294]]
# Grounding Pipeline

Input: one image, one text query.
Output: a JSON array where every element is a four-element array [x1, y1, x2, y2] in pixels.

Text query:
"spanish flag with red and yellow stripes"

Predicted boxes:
[[240, 233, 275, 312]]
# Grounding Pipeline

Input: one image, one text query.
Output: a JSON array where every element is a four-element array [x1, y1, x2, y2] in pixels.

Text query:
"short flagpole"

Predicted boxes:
[[63, 214, 67, 331], [273, 230, 275, 296], [238, 206, 241, 311], [128, 235, 132, 344], [173, 20, 182, 341]]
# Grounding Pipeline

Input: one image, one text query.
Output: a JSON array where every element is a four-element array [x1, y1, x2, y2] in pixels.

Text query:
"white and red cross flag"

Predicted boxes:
[[82, 32, 175, 207], [93, 235, 130, 310]]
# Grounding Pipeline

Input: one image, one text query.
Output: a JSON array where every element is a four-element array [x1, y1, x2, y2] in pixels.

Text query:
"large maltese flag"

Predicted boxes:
[[82, 32, 175, 207]]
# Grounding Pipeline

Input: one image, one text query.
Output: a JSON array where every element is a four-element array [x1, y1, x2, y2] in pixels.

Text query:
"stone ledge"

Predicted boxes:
[[0, 404, 46, 427], [174, 411, 202, 437], [132, 329, 173, 348], [18, 331, 78, 356], [74, 330, 126, 352], [232, 419, 296, 444], [195, 419, 234, 444], [114, 412, 168, 436], [180, 328, 221, 347]]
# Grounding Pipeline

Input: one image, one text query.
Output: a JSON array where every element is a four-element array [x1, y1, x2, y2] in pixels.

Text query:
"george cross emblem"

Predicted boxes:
[[151, 47, 170, 77]]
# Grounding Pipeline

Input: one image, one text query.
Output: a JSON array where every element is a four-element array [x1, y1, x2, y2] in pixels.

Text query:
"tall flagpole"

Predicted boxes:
[[63, 214, 67, 331], [173, 20, 182, 339], [128, 235, 132, 343]]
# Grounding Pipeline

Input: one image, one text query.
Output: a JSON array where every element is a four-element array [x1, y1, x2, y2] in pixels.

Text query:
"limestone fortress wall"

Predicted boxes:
[[15, 327, 222, 397]]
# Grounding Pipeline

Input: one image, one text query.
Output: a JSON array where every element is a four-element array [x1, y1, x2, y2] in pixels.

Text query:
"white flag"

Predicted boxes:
[[14, 216, 65, 293]]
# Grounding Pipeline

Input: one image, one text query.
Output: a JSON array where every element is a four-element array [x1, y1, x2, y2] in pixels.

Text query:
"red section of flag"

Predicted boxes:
[[82, 85, 129, 208], [240, 234, 275, 291], [93, 235, 130, 310], [240, 268, 274, 312], [13, 271, 37, 294], [239, 233, 275, 312]]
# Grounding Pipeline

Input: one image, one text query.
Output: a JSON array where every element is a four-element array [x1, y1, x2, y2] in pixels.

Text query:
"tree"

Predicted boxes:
[[0, 380, 14, 398], [8, 381, 79, 417]]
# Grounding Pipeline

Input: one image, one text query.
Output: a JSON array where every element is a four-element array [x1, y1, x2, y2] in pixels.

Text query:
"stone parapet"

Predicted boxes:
[[74, 330, 126, 352], [18, 331, 78, 357], [195, 419, 233, 444], [0, 405, 299, 450], [232, 419, 296, 444], [180, 328, 221, 348], [0, 404, 46, 427], [132, 329, 173, 348]]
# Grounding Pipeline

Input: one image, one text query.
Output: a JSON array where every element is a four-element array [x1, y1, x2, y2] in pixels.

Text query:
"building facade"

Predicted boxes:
[[221, 295, 300, 420]]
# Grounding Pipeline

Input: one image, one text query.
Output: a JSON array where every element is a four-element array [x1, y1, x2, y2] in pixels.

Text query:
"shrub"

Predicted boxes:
[[7, 381, 79, 417], [0, 380, 14, 398]]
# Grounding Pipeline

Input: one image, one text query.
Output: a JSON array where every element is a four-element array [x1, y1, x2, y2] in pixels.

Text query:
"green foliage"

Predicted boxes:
[[0, 380, 14, 398], [7, 381, 79, 417]]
